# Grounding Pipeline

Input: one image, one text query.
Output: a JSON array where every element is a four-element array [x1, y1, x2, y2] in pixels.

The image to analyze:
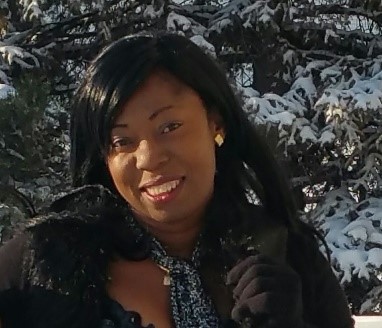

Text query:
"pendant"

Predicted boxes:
[[163, 273, 171, 286], [158, 264, 171, 286]]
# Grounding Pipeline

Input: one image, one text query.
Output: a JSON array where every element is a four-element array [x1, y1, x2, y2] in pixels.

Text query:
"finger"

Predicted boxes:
[[249, 292, 293, 319], [231, 292, 273, 322], [226, 254, 275, 285], [231, 264, 276, 296], [231, 303, 270, 325], [232, 291, 275, 320], [237, 274, 299, 301], [235, 277, 275, 300]]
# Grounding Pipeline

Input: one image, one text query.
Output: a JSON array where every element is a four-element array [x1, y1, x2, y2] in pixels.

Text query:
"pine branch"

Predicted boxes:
[[297, 4, 382, 27]]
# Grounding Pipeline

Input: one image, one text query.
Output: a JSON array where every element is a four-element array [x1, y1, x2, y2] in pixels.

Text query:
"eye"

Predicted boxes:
[[161, 122, 182, 134], [111, 137, 134, 149]]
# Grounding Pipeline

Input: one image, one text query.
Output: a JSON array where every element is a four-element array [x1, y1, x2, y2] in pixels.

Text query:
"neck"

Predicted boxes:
[[136, 216, 202, 259]]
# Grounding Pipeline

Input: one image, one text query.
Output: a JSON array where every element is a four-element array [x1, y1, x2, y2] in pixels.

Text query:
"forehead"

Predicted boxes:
[[139, 69, 186, 95], [115, 70, 201, 122]]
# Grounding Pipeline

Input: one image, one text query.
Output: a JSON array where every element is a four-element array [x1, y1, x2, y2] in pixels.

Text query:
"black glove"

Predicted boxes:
[[226, 254, 304, 328]]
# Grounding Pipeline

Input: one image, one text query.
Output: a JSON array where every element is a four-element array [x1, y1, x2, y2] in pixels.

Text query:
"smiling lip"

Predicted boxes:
[[140, 176, 184, 204]]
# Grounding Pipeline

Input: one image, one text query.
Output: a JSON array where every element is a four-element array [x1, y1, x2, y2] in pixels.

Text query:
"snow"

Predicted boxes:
[[144, 4, 164, 20], [352, 92, 382, 111], [190, 35, 215, 57], [283, 50, 296, 66], [0, 45, 25, 64], [300, 125, 317, 143], [367, 248, 382, 268], [325, 29, 339, 44], [209, 18, 231, 33], [167, 12, 192, 31], [335, 249, 369, 283], [269, 111, 296, 127], [241, 87, 260, 99], [319, 130, 336, 145], [167, 11, 207, 37], [342, 220, 375, 239], [0, 84, 15, 99], [323, 219, 350, 248], [315, 91, 340, 110], [241, 2, 274, 18], [346, 226, 368, 242], [320, 67, 341, 81], [370, 61, 382, 77], [0, 45, 39, 69], [312, 191, 382, 287], [369, 233, 382, 246], [24, 0, 42, 21], [304, 60, 329, 73], [291, 75, 317, 98], [239, 1, 274, 27]]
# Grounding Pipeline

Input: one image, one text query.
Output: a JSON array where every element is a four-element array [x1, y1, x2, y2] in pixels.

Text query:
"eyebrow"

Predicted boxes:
[[149, 105, 173, 120], [112, 105, 173, 129]]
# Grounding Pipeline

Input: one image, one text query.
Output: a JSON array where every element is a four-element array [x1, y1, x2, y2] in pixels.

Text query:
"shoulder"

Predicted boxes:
[[0, 209, 112, 297], [0, 215, 117, 328], [0, 186, 149, 328], [2, 185, 145, 290]]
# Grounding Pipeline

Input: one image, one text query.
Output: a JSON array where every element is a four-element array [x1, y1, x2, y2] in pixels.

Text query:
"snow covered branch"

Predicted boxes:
[[296, 4, 382, 27]]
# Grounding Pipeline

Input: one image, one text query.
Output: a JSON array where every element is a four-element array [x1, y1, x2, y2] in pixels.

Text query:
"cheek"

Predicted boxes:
[[185, 136, 216, 182], [189, 149, 216, 208], [107, 155, 137, 192]]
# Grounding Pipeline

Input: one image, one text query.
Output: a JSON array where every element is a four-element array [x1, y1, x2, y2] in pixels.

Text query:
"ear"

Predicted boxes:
[[208, 111, 225, 139]]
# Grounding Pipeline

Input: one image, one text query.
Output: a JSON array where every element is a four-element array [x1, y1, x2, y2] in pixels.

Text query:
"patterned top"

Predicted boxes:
[[100, 227, 222, 328], [150, 237, 221, 328]]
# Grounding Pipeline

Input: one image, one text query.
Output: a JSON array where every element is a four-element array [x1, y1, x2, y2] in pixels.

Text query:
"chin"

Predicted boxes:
[[133, 207, 178, 224], [150, 213, 183, 224], [147, 209, 196, 227]]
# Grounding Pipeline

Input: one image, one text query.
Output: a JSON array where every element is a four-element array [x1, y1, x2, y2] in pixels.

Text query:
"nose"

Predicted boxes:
[[135, 139, 169, 171]]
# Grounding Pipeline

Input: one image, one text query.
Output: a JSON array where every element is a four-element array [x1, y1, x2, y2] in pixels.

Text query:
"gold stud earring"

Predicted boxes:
[[214, 134, 224, 147]]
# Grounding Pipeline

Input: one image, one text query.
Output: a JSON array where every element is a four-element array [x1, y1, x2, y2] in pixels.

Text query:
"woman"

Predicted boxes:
[[0, 32, 354, 328]]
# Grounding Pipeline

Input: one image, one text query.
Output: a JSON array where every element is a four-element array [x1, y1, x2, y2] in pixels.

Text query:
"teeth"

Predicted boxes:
[[146, 180, 180, 196]]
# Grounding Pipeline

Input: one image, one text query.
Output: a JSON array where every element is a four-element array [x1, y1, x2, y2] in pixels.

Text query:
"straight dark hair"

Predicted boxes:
[[70, 32, 301, 233]]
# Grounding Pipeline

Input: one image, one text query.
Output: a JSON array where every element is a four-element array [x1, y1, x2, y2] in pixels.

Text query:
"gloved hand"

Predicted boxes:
[[226, 254, 304, 328]]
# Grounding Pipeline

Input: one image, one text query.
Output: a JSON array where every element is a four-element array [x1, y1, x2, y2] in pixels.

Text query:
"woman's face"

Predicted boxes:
[[107, 70, 223, 228]]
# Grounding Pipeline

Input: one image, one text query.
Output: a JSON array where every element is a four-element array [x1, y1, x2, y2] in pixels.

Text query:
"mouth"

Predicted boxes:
[[141, 177, 185, 204]]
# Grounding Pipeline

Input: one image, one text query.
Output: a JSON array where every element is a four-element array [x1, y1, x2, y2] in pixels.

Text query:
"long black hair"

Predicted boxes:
[[70, 32, 301, 234]]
